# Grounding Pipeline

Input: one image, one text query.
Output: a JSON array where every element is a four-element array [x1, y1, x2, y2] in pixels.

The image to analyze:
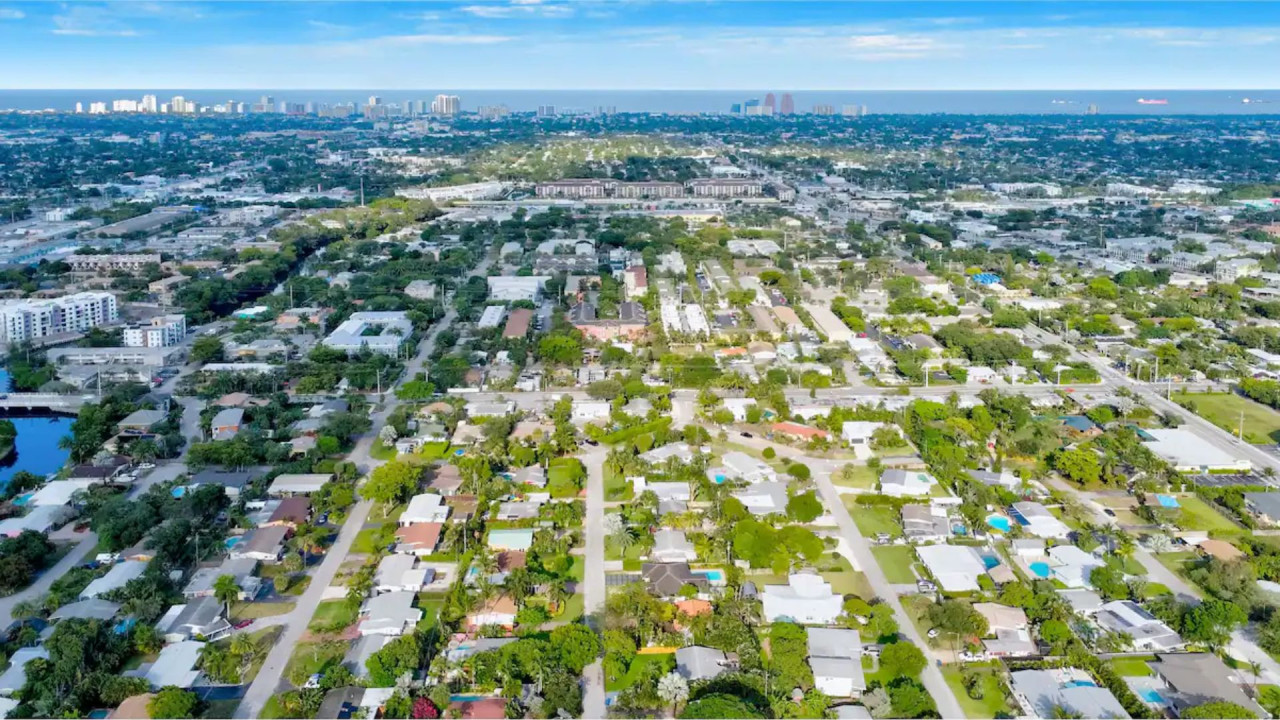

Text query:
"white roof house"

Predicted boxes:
[[842, 422, 895, 460], [1009, 502, 1071, 539], [144, 641, 205, 689], [487, 276, 550, 302], [651, 529, 697, 563], [401, 494, 450, 525], [879, 469, 937, 497], [916, 545, 988, 592], [761, 573, 843, 624], [268, 473, 332, 495], [0, 647, 48, 696], [323, 311, 412, 357], [675, 646, 728, 682], [732, 482, 788, 516], [358, 592, 423, 636], [571, 400, 611, 423], [80, 559, 149, 600], [1048, 545, 1105, 589], [723, 397, 757, 422], [716, 451, 777, 484], [374, 554, 433, 594], [1010, 668, 1129, 719], [974, 603, 1037, 657], [27, 479, 96, 507], [808, 628, 865, 698], [0, 505, 73, 537], [1095, 600, 1184, 651], [639, 442, 695, 465]]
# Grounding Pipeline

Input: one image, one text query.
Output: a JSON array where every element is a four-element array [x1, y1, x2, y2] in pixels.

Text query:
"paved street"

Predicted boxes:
[[234, 251, 492, 717], [732, 435, 967, 719], [581, 447, 607, 717]]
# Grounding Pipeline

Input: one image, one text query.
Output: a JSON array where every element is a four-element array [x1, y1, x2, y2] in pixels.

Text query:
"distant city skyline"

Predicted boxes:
[[0, 1, 1277, 90]]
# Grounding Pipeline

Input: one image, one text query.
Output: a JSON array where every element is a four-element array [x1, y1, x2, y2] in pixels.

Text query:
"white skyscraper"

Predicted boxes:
[[141, 94, 158, 113], [75, 102, 84, 114], [0, 292, 119, 344], [431, 94, 460, 115], [88, 102, 107, 114]]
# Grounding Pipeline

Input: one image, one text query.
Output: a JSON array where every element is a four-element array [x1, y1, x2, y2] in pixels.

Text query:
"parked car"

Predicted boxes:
[[233, 619, 253, 630]]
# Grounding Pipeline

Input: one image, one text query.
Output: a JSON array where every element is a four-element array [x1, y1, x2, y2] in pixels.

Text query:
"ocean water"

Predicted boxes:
[[2, 89, 1280, 115]]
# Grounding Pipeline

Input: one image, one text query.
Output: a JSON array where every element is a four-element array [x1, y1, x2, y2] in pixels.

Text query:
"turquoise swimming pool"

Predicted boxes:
[[1029, 561, 1051, 578], [225, 536, 243, 549], [981, 554, 1000, 570], [695, 570, 725, 582], [986, 515, 1011, 532], [11, 492, 32, 506], [1139, 689, 1164, 703]]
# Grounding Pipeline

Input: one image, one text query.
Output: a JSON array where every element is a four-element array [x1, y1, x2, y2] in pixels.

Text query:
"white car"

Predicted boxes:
[[138, 463, 156, 470]]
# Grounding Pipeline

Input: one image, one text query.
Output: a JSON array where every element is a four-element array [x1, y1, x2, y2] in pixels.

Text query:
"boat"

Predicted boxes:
[[1137, 98, 1169, 105]]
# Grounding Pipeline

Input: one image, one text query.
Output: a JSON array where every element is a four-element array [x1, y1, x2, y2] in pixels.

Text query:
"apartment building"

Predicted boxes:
[[687, 178, 764, 198], [615, 182, 685, 199], [123, 314, 187, 348], [535, 179, 613, 199], [66, 253, 162, 273], [1, 292, 119, 343]]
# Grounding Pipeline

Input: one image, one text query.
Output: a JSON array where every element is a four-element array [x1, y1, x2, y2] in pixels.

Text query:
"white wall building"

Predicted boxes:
[[1, 292, 119, 343], [322, 311, 412, 356], [123, 314, 187, 348]]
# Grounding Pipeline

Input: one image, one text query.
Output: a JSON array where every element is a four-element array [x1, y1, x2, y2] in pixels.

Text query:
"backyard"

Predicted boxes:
[[870, 545, 919, 584], [846, 502, 903, 539], [941, 662, 1016, 719], [1176, 495, 1243, 534], [1174, 392, 1280, 444]]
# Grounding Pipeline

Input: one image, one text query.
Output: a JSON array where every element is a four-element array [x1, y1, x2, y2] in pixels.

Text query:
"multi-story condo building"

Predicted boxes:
[[66, 253, 163, 273], [0, 292, 119, 344], [615, 182, 686, 199], [535, 179, 614, 199], [687, 178, 764, 198], [123, 314, 187, 348]]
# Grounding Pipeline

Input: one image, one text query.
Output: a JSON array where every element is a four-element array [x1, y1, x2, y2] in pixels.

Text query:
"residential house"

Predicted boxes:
[[358, 592, 423, 636], [80, 559, 149, 600], [916, 545, 988, 592], [430, 465, 463, 495], [268, 473, 332, 495], [141, 641, 205, 689], [468, 595, 518, 630], [117, 409, 166, 436], [974, 603, 1037, 657], [182, 558, 261, 601], [228, 526, 289, 563], [1010, 668, 1129, 719], [771, 422, 830, 443], [0, 647, 49, 696], [154, 595, 233, 643], [675, 646, 728, 682], [487, 529, 534, 552], [210, 408, 245, 441], [808, 628, 865, 697], [1150, 653, 1266, 718], [395, 523, 443, 556], [642, 562, 708, 597], [761, 573, 843, 624], [1010, 502, 1072, 539], [402, 494, 450, 525], [264, 497, 311, 528], [879, 469, 937, 498], [842, 421, 896, 460], [1095, 601, 1184, 651], [1048, 545, 1105, 588], [732, 482, 788, 516], [651, 529, 697, 563], [374, 554, 433, 594], [901, 504, 951, 544]]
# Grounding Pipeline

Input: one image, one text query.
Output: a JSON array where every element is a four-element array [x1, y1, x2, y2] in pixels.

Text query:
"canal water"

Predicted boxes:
[[0, 370, 74, 490]]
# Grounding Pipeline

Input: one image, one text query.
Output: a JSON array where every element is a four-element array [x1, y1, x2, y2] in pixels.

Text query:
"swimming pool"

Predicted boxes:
[[454, 449, 466, 457], [986, 515, 1012, 532], [1139, 689, 1164, 703], [1029, 562, 1051, 578], [224, 536, 243, 549], [1063, 680, 1098, 688], [695, 570, 725, 582], [981, 555, 1000, 570], [1156, 494, 1180, 508], [450, 695, 491, 702], [171, 486, 187, 498], [713, 474, 726, 485], [11, 492, 32, 507]]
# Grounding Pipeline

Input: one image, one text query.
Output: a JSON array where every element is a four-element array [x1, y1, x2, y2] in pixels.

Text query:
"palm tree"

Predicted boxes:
[[10, 599, 39, 621], [545, 579, 568, 614], [213, 574, 240, 616]]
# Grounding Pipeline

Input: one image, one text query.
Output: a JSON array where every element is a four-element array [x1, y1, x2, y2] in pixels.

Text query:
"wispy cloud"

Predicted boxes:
[[846, 33, 955, 60], [0, 7, 23, 20], [52, 6, 140, 36], [459, 0, 573, 19]]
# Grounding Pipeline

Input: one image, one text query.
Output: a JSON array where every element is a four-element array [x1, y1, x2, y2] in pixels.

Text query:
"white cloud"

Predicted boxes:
[[459, 0, 573, 19], [846, 33, 953, 60], [52, 6, 140, 36], [0, 7, 23, 20]]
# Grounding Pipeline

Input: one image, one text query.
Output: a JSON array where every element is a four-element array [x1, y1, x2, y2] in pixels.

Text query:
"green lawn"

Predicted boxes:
[[1176, 495, 1242, 534], [604, 465, 632, 502], [557, 593, 585, 623], [1109, 656, 1155, 677], [548, 458, 586, 498], [418, 442, 451, 460], [1144, 582, 1172, 598], [1154, 552, 1200, 583], [1174, 392, 1280, 444], [607, 653, 674, 692], [832, 464, 877, 489], [416, 594, 446, 632], [871, 545, 918, 584], [230, 600, 295, 623], [370, 441, 397, 461], [846, 502, 902, 539], [283, 639, 349, 687], [353, 523, 396, 554], [942, 663, 1015, 719], [308, 599, 357, 633]]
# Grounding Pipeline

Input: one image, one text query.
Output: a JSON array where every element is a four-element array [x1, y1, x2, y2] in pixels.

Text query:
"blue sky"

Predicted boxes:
[[1, 1, 1278, 90]]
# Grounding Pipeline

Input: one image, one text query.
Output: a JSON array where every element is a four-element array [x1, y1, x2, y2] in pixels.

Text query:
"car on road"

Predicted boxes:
[[1103, 508, 1116, 517], [138, 463, 156, 470], [927, 628, 940, 639], [740, 432, 753, 438], [233, 619, 254, 630]]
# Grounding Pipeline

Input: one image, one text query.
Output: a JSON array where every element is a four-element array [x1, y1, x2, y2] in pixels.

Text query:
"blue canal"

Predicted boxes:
[[0, 369, 74, 490]]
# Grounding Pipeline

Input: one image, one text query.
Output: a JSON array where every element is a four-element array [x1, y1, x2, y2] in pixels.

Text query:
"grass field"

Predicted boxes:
[[606, 653, 674, 692], [942, 663, 1015, 719], [1176, 495, 1242, 534], [832, 464, 877, 489], [283, 639, 348, 687], [418, 442, 451, 460], [1154, 552, 1200, 584], [871, 545, 919, 584], [846, 502, 902, 539], [1109, 656, 1155, 677], [1174, 392, 1280, 444], [370, 441, 397, 461], [308, 599, 357, 633], [230, 600, 295, 623]]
